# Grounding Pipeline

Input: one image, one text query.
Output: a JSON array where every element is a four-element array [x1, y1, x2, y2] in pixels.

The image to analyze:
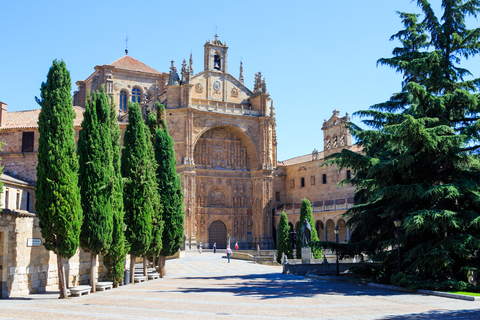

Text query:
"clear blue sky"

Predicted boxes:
[[1, 1, 479, 160]]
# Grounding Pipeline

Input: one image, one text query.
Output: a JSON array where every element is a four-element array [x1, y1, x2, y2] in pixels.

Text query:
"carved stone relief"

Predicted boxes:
[[194, 127, 248, 170], [195, 83, 203, 93], [210, 189, 226, 207], [231, 87, 238, 98]]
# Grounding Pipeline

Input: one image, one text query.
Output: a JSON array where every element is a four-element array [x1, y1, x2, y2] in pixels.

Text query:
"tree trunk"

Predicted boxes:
[[56, 253, 68, 299], [158, 255, 166, 278], [90, 253, 97, 293], [130, 254, 135, 284], [143, 256, 148, 277]]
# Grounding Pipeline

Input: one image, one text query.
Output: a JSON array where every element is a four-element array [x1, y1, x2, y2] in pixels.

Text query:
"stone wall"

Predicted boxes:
[[0, 211, 124, 298]]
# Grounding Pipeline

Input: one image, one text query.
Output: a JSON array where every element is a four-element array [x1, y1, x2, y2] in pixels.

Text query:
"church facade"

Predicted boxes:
[[0, 36, 354, 253]]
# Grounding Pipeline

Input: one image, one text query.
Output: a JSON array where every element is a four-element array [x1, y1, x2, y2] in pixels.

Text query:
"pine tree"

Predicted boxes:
[[35, 60, 82, 299], [78, 86, 114, 293], [296, 198, 321, 259], [276, 211, 292, 263], [154, 103, 184, 277], [103, 96, 126, 288], [121, 102, 153, 283], [327, 1, 480, 291]]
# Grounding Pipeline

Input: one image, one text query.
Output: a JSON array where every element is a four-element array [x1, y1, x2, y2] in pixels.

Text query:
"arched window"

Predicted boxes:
[[214, 53, 221, 70], [131, 87, 141, 103], [119, 90, 127, 111]]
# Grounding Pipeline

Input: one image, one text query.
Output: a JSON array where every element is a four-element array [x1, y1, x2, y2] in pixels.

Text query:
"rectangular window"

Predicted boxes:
[[322, 174, 327, 184], [22, 132, 34, 152], [347, 170, 351, 180], [26, 192, 30, 212], [16, 191, 20, 210], [275, 192, 280, 202], [311, 176, 315, 185], [5, 188, 9, 209], [300, 177, 305, 188], [290, 179, 295, 189]]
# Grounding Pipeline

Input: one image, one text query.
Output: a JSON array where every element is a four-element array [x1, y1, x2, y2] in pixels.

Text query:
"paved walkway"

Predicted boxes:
[[1, 252, 480, 319]]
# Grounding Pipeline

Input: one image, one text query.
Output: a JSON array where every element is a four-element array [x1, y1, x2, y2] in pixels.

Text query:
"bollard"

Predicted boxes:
[[124, 270, 130, 286]]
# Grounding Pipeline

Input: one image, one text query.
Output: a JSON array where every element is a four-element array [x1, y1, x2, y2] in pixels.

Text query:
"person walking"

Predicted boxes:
[[226, 246, 232, 263], [235, 242, 239, 251], [213, 243, 217, 254], [198, 242, 202, 254]]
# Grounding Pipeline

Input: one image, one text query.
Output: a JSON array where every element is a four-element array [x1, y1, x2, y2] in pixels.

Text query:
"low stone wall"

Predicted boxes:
[[283, 262, 368, 275], [0, 210, 129, 298], [231, 252, 281, 266]]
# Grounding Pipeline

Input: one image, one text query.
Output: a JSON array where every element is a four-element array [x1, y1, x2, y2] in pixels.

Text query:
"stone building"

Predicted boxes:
[[0, 36, 358, 296], [272, 110, 358, 245]]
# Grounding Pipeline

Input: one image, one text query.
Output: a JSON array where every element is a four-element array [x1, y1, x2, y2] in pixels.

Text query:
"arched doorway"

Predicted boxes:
[[209, 220, 227, 249]]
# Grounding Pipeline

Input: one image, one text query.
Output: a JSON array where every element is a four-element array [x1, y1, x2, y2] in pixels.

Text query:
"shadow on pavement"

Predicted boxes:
[[174, 273, 409, 300], [381, 309, 480, 319]]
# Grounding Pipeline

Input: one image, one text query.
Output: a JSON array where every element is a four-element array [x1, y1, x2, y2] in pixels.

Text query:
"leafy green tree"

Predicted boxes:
[[276, 211, 292, 263], [103, 96, 126, 288], [324, 1, 480, 291], [153, 103, 184, 277], [35, 60, 82, 299], [121, 102, 153, 283], [296, 198, 321, 259], [78, 86, 114, 293]]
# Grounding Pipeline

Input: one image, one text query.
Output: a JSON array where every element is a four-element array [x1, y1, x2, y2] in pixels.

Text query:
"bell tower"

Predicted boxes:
[[204, 34, 228, 73]]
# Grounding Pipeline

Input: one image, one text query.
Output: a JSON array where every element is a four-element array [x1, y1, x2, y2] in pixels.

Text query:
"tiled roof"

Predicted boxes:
[[109, 55, 161, 74], [280, 152, 325, 166], [1, 173, 35, 186], [2, 106, 85, 129], [278, 144, 363, 166]]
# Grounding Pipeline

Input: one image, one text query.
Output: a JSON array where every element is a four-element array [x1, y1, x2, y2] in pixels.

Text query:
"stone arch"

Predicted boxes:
[[288, 222, 294, 233], [316, 220, 324, 241], [326, 219, 335, 242], [207, 184, 230, 208], [193, 124, 260, 170], [337, 219, 348, 243]]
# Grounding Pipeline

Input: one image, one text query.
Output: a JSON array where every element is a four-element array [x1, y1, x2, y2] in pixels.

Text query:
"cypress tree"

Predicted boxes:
[[327, 1, 480, 291], [276, 211, 292, 263], [103, 96, 126, 288], [144, 115, 163, 276], [154, 103, 184, 277], [121, 102, 153, 283], [78, 86, 114, 293], [35, 60, 82, 299], [296, 198, 321, 259]]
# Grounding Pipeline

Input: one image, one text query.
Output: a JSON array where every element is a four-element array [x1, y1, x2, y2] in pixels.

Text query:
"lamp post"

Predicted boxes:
[[334, 226, 339, 276], [394, 219, 401, 272]]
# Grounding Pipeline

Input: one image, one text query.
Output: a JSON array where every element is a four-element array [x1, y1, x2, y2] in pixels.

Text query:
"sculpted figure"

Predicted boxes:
[[301, 218, 312, 246]]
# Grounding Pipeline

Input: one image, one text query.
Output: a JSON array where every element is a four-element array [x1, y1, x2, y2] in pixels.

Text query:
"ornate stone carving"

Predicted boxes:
[[234, 217, 238, 236], [333, 136, 338, 148], [226, 179, 231, 186], [210, 189, 226, 207], [231, 87, 238, 98], [200, 216, 205, 234], [213, 81, 221, 95], [195, 83, 203, 93]]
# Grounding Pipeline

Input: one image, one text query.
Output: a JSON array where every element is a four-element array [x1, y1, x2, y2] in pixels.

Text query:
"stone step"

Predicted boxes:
[[148, 273, 159, 280]]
